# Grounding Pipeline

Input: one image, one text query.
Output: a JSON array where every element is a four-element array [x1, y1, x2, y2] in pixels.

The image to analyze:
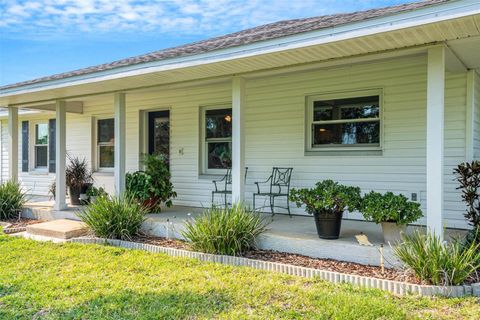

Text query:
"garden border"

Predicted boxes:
[[68, 237, 480, 298], [2, 227, 27, 234]]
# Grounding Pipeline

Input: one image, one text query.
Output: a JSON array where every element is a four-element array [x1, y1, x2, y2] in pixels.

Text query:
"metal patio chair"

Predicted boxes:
[[211, 167, 248, 208], [253, 167, 293, 217]]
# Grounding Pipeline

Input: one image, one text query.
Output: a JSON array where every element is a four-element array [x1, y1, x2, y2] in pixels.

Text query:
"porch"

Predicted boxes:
[[21, 199, 466, 268]]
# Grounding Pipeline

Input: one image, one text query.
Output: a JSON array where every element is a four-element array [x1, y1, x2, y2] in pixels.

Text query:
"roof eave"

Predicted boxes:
[[1, 0, 479, 100]]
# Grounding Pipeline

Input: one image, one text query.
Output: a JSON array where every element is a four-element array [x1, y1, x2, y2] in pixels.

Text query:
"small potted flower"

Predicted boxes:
[[289, 180, 361, 239], [360, 191, 423, 244]]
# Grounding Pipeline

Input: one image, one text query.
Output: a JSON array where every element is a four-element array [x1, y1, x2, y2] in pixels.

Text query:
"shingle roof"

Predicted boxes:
[[0, 0, 449, 91]]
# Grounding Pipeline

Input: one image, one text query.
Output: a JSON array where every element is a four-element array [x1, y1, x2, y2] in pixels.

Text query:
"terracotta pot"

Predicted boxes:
[[142, 196, 161, 212], [313, 210, 343, 240]]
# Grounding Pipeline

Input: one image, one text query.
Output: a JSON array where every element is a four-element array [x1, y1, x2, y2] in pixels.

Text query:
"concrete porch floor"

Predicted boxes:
[[22, 199, 467, 268]]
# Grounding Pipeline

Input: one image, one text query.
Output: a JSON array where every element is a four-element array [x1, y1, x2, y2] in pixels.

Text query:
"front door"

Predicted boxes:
[[148, 111, 170, 163]]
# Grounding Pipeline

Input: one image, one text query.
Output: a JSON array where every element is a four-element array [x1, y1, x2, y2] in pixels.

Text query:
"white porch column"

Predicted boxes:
[[426, 46, 445, 239], [114, 92, 126, 196], [231, 77, 246, 203], [465, 70, 476, 162], [7, 106, 18, 182], [55, 101, 67, 210]]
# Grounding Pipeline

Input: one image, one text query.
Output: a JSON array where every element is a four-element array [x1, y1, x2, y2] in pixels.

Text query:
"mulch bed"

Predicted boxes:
[[132, 234, 423, 284], [133, 235, 190, 250]]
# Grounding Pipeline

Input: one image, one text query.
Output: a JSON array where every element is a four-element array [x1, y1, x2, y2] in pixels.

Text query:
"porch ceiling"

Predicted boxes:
[[1, 11, 480, 107]]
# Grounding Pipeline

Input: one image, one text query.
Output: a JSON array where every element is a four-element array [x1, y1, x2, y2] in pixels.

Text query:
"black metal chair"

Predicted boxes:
[[253, 167, 293, 217], [212, 167, 248, 208]]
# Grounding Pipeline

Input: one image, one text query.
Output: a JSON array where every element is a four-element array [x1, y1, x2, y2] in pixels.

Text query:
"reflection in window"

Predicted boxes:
[[97, 119, 114, 169], [311, 95, 380, 147], [204, 108, 232, 170], [35, 123, 48, 168]]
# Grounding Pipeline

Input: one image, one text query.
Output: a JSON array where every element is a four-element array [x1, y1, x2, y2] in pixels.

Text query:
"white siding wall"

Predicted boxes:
[[1, 114, 56, 195], [0, 55, 472, 228]]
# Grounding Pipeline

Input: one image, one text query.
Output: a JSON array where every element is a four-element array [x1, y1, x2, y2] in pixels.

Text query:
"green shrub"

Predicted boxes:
[[0, 181, 28, 220], [360, 191, 423, 225], [289, 180, 361, 215], [85, 186, 108, 198], [78, 194, 147, 240], [126, 154, 176, 212], [454, 161, 480, 252], [394, 230, 480, 285], [182, 205, 268, 255]]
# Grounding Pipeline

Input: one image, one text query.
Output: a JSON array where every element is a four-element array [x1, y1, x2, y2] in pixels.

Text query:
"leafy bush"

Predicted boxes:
[[289, 180, 361, 215], [360, 191, 423, 225], [126, 171, 152, 201], [86, 186, 108, 197], [78, 194, 147, 240], [126, 154, 176, 212], [394, 230, 480, 285], [0, 181, 28, 220], [454, 161, 480, 227], [182, 205, 268, 255], [454, 161, 480, 251]]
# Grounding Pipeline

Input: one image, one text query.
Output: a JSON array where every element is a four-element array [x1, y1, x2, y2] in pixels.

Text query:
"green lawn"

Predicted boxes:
[[1, 234, 479, 320]]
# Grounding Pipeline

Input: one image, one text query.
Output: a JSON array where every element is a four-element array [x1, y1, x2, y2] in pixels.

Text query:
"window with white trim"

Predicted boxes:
[[306, 90, 381, 151], [97, 118, 115, 170], [201, 107, 232, 173], [34, 123, 48, 168]]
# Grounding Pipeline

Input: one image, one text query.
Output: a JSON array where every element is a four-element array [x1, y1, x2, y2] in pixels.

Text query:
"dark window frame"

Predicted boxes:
[[306, 89, 382, 152]]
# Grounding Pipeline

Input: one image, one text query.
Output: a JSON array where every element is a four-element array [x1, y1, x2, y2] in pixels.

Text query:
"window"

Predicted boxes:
[[34, 123, 48, 168], [307, 90, 381, 151], [202, 107, 232, 173], [97, 118, 115, 169]]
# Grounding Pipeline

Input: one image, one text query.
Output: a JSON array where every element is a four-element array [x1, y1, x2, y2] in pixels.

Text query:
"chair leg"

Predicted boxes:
[[253, 194, 256, 212], [224, 193, 228, 209], [287, 196, 292, 218], [270, 196, 275, 217], [211, 192, 214, 207]]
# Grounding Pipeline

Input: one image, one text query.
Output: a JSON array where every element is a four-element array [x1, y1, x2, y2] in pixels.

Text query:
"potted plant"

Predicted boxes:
[[66, 155, 93, 205], [360, 191, 423, 244], [289, 180, 361, 239], [126, 154, 177, 212], [86, 186, 108, 203]]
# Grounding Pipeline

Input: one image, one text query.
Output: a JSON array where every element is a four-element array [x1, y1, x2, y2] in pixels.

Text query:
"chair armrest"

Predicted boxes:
[[212, 175, 228, 192], [254, 176, 272, 193]]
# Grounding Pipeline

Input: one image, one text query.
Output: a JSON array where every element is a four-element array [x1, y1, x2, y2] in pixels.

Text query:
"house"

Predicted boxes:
[[1, 0, 480, 239]]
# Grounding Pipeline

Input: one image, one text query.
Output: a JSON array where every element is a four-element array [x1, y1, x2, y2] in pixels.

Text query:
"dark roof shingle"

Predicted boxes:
[[0, 0, 449, 91]]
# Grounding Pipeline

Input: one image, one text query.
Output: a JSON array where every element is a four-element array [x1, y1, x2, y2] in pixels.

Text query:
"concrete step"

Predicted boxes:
[[26, 219, 88, 239]]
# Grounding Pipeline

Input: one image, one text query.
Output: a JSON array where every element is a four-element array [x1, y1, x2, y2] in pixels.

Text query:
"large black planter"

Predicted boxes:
[[69, 187, 82, 205], [313, 210, 343, 239]]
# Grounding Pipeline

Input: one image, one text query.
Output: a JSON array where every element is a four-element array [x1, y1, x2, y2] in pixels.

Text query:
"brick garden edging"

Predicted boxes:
[[68, 237, 480, 298], [2, 227, 27, 234]]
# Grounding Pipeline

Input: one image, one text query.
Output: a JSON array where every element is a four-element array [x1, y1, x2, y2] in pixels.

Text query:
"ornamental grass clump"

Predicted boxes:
[[78, 194, 147, 240], [394, 230, 480, 285], [0, 181, 28, 220], [182, 205, 268, 255]]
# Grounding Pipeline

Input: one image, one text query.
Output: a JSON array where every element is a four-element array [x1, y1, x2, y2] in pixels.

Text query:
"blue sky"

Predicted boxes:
[[0, 0, 413, 86]]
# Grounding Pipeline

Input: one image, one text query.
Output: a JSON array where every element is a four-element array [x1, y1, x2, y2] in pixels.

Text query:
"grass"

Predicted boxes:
[[1, 234, 479, 319]]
